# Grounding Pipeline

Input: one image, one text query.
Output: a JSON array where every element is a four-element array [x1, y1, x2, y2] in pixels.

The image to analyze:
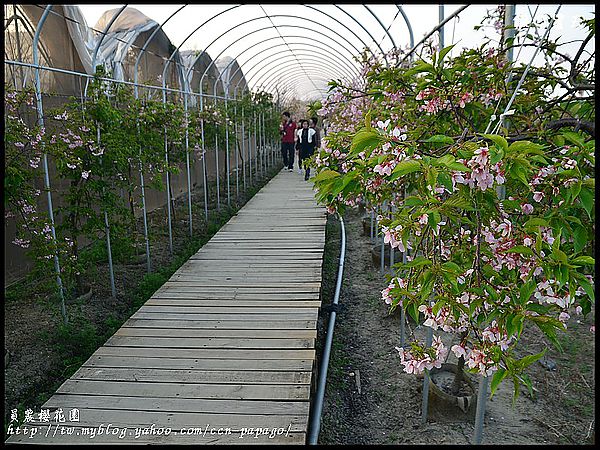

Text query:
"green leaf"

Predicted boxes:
[[424, 135, 455, 145], [405, 256, 432, 268], [489, 147, 505, 165], [516, 349, 546, 370], [577, 275, 595, 304], [482, 134, 508, 151], [404, 196, 425, 207], [437, 44, 456, 67], [524, 217, 549, 230], [390, 160, 422, 180], [519, 280, 537, 304], [365, 111, 372, 131], [446, 161, 471, 172], [490, 368, 507, 397], [573, 225, 587, 253], [562, 131, 585, 148], [507, 140, 545, 155], [571, 256, 595, 266], [350, 129, 384, 154], [314, 169, 340, 182], [578, 187, 594, 218], [441, 261, 461, 273]]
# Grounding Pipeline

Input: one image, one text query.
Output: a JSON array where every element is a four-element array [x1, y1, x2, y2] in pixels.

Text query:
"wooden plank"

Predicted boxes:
[[93, 347, 316, 359], [44, 394, 310, 416], [137, 306, 319, 314], [104, 335, 314, 349], [144, 299, 321, 308], [52, 380, 305, 401], [161, 282, 322, 289], [115, 327, 317, 339], [72, 367, 312, 384], [122, 319, 317, 330], [84, 355, 313, 371], [130, 313, 317, 321]]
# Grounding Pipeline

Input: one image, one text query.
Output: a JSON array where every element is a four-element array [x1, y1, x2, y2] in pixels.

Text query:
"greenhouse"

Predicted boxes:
[[4, 3, 595, 445]]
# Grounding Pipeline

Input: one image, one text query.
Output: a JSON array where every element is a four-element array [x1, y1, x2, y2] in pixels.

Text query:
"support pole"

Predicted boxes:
[[200, 94, 209, 221], [33, 5, 68, 324], [214, 96, 220, 211], [225, 96, 231, 207], [97, 126, 116, 298], [473, 376, 490, 444], [184, 93, 193, 236]]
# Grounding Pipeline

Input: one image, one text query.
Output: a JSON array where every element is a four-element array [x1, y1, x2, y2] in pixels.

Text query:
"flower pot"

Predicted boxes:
[[371, 244, 404, 268], [427, 363, 477, 421]]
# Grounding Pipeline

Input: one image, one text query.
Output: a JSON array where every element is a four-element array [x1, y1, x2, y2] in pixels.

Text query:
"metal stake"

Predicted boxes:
[[473, 376, 490, 444]]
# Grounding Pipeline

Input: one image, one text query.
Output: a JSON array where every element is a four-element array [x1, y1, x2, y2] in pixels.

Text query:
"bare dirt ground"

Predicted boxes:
[[317, 207, 595, 445], [4, 165, 280, 433]]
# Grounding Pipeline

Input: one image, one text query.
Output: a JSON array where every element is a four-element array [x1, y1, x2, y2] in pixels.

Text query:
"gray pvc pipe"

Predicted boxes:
[[308, 214, 346, 445]]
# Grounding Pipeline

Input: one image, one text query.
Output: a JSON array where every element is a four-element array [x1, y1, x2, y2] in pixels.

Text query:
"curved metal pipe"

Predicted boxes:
[[133, 4, 186, 97], [308, 213, 346, 444], [266, 75, 330, 103], [228, 25, 365, 94], [244, 52, 353, 88], [257, 63, 335, 95], [364, 4, 397, 50], [261, 69, 331, 97], [331, 5, 388, 66], [192, 14, 365, 96], [396, 5, 415, 49], [236, 44, 356, 86], [223, 39, 359, 92], [84, 4, 128, 97], [302, 4, 381, 63]]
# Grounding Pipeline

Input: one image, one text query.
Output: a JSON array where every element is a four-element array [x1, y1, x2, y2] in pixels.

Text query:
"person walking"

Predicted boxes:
[[310, 116, 321, 149], [279, 111, 296, 171], [296, 119, 316, 181]]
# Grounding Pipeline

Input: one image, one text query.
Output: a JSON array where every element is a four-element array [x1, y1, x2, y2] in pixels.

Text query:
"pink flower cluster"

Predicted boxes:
[[451, 343, 497, 376], [395, 336, 448, 374], [452, 147, 505, 192], [381, 224, 409, 252]]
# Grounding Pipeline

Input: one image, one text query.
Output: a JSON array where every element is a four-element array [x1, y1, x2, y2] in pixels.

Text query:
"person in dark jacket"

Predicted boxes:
[[295, 119, 316, 181], [310, 117, 321, 149], [279, 111, 297, 171]]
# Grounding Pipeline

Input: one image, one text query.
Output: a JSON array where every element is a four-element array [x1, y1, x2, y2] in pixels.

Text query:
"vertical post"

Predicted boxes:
[[241, 108, 247, 191], [380, 204, 385, 275], [248, 114, 253, 186], [33, 5, 68, 324], [473, 376, 490, 444], [200, 94, 209, 222], [138, 145, 151, 273], [164, 128, 173, 255], [97, 126, 116, 298], [234, 99, 239, 199], [183, 93, 193, 236], [438, 5, 445, 49], [160, 82, 173, 255], [214, 96, 220, 211], [389, 203, 394, 274], [370, 209, 374, 243], [225, 96, 231, 207], [421, 313, 434, 424]]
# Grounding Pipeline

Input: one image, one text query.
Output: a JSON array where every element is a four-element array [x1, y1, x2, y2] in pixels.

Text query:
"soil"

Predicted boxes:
[[316, 207, 595, 445], [3, 163, 281, 433]]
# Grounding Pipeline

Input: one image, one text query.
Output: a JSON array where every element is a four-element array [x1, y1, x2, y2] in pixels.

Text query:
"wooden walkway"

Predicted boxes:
[[8, 169, 326, 444]]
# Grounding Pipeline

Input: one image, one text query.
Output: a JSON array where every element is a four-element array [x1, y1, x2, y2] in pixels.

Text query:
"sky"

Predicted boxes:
[[76, 4, 595, 102]]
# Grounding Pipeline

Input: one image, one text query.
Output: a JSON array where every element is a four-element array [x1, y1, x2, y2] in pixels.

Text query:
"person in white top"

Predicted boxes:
[[295, 119, 316, 181]]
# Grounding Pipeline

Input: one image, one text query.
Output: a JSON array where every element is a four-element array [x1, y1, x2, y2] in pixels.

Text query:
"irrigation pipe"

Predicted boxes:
[[308, 213, 346, 445]]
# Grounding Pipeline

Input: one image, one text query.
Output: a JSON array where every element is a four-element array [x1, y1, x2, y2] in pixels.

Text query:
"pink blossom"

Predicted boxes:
[[521, 203, 534, 214], [533, 191, 544, 202]]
